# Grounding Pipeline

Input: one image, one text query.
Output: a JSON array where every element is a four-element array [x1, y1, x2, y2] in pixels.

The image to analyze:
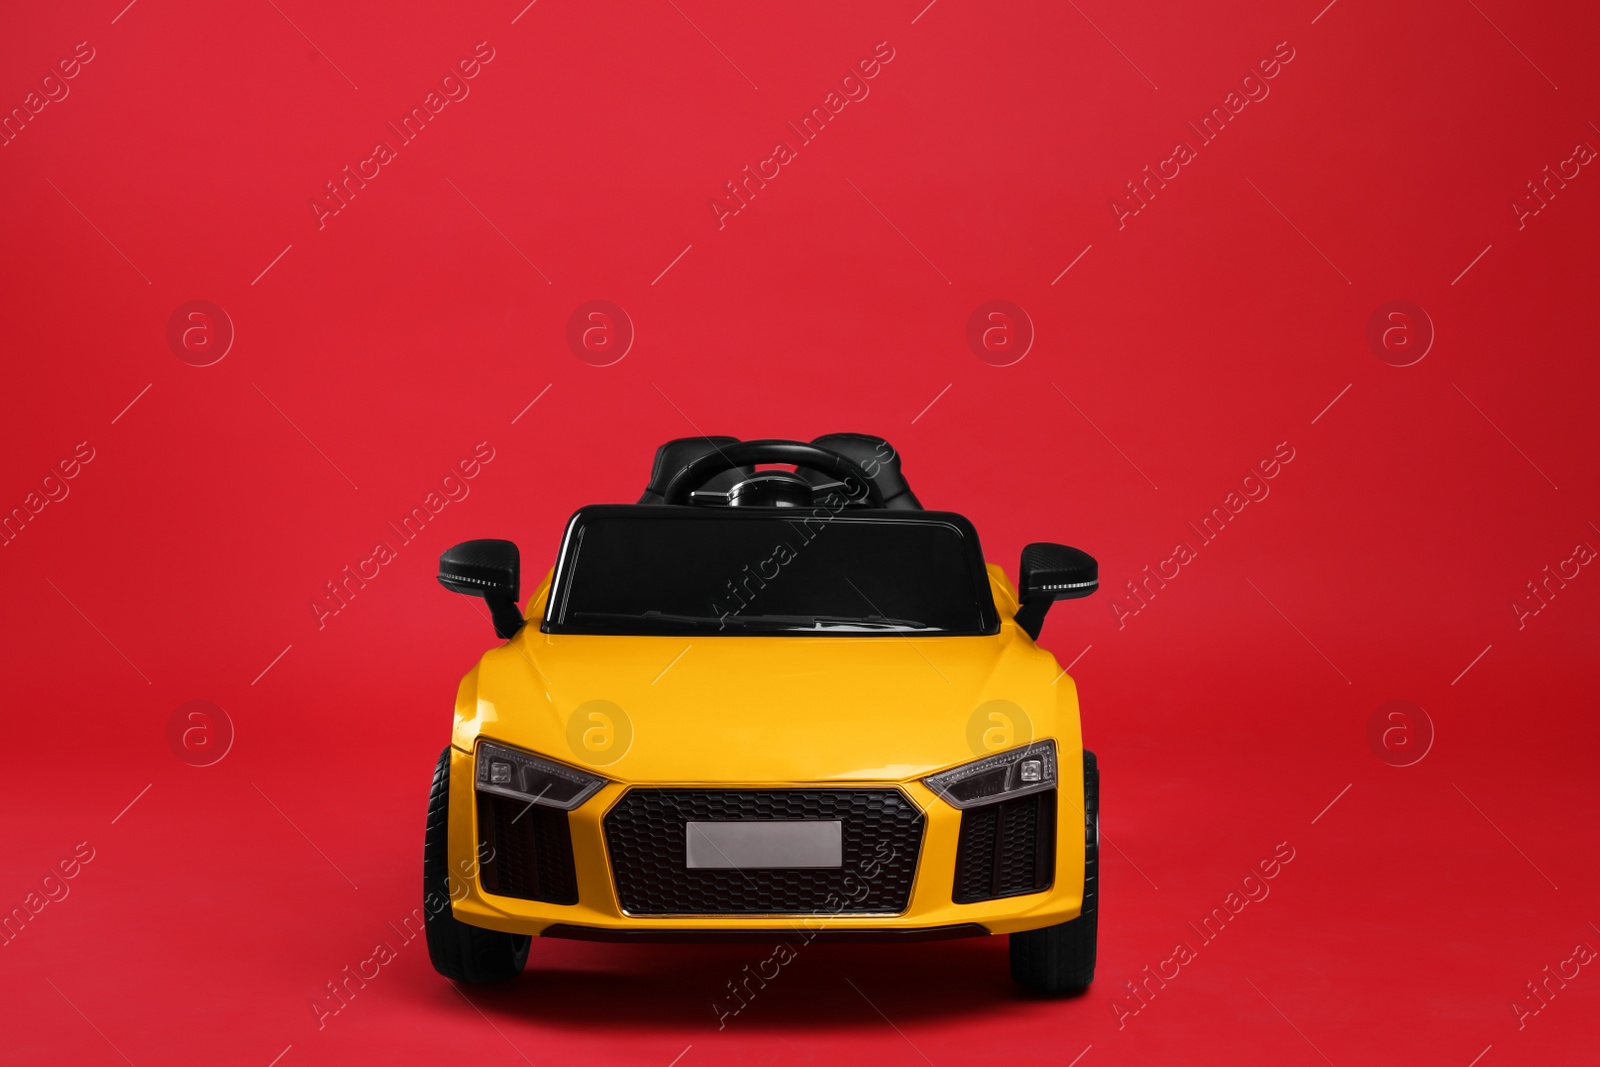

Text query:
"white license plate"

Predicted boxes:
[[685, 820, 842, 869]]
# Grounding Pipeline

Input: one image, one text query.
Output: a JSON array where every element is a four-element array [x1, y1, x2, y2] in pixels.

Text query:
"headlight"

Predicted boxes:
[[475, 740, 606, 811], [923, 740, 1057, 809]]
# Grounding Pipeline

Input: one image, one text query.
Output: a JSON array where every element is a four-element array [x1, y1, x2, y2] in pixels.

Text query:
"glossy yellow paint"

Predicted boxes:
[[447, 563, 1087, 937]]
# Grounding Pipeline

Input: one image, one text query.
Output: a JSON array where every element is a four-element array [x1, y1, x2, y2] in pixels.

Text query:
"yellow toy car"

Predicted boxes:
[[424, 434, 1100, 994]]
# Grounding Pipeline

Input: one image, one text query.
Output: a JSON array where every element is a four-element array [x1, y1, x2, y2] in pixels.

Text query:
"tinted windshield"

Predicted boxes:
[[544, 506, 999, 636]]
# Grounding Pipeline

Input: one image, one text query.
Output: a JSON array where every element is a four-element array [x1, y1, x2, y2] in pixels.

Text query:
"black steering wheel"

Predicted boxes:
[[661, 439, 886, 507]]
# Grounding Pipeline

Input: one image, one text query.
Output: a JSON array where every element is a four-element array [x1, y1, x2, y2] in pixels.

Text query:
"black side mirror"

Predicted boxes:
[[439, 540, 525, 639], [1014, 542, 1097, 640]]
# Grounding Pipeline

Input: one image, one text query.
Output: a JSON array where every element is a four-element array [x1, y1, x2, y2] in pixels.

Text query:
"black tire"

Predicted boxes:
[[424, 746, 530, 983], [1010, 749, 1098, 995]]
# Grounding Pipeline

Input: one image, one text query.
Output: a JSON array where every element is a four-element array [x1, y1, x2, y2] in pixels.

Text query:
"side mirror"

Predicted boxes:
[[1014, 542, 1097, 641], [439, 540, 525, 639]]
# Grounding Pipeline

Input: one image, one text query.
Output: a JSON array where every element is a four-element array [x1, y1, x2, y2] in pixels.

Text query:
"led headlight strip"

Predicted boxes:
[[923, 739, 1057, 809], [475, 739, 606, 811]]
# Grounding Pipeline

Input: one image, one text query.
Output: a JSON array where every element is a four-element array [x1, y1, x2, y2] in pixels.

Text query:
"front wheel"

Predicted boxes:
[[1010, 749, 1098, 995], [423, 746, 530, 983]]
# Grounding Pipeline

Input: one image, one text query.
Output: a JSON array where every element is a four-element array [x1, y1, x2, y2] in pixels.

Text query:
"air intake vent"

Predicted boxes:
[[952, 790, 1055, 904], [476, 793, 579, 904]]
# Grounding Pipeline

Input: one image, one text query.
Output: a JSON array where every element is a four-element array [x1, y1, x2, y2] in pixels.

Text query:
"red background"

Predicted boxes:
[[3, 1, 1598, 1064]]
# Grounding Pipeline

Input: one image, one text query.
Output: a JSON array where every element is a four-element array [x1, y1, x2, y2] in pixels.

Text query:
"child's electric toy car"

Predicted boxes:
[[424, 434, 1100, 994]]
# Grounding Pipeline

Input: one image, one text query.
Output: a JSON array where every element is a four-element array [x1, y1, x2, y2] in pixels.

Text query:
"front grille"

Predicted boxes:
[[952, 790, 1056, 903], [476, 793, 579, 904], [604, 789, 924, 915]]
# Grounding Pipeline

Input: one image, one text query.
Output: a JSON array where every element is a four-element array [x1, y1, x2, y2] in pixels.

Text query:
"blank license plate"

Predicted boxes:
[[685, 820, 842, 869]]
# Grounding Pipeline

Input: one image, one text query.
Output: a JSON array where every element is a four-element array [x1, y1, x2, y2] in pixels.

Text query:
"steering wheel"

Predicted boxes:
[[661, 439, 887, 508]]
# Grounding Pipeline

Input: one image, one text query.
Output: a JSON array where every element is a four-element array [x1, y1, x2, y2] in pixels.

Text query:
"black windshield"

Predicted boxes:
[[544, 506, 1000, 636]]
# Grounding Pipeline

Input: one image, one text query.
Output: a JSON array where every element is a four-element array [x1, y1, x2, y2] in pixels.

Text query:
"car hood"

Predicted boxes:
[[455, 627, 1079, 784]]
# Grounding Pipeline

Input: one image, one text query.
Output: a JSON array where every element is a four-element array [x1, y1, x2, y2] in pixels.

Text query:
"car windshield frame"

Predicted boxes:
[[542, 505, 1001, 637]]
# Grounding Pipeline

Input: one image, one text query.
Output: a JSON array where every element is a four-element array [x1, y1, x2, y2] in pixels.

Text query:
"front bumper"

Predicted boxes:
[[444, 746, 1086, 938]]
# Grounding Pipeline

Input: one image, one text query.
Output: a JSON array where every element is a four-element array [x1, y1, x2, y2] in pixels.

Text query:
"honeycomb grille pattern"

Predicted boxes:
[[476, 793, 579, 904], [604, 789, 924, 915], [952, 790, 1056, 903]]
